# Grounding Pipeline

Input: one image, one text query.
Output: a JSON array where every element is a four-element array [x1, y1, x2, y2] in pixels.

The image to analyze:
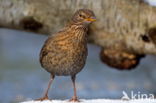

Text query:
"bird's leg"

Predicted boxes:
[[36, 74, 55, 101], [69, 75, 80, 102]]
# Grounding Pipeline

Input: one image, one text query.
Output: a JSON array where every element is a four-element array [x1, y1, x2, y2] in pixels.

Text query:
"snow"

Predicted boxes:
[[21, 99, 156, 103], [144, 0, 156, 6]]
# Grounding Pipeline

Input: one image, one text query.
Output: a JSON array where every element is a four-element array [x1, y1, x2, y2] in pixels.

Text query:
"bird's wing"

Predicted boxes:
[[39, 33, 69, 68]]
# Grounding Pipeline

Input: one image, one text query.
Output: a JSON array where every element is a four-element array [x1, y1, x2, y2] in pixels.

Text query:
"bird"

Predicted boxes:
[[36, 9, 96, 102]]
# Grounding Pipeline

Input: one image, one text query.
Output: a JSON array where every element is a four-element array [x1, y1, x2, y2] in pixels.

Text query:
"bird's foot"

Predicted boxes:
[[35, 95, 50, 101], [69, 97, 80, 102]]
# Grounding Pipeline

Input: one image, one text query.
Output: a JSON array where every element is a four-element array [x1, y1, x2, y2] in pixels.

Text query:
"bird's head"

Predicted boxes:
[[71, 9, 96, 25]]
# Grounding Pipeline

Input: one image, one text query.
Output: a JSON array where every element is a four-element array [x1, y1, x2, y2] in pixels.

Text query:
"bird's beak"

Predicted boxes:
[[85, 17, 96, 22]]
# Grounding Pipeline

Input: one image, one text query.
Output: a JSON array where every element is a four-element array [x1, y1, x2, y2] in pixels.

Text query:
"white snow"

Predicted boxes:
[[21, 99, 156, 103], [144, 0, 156, 6]]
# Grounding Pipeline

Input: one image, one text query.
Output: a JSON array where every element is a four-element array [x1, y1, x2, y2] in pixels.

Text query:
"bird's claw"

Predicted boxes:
[[69, 97, 80, 102], [35, 96, 50, 101]]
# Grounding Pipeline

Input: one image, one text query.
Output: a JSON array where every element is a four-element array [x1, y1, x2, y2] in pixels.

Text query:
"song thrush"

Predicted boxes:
[[37, 9, 96, 102]]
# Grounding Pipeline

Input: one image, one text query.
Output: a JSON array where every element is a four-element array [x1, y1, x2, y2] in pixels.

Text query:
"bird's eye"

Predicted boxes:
[[79, 14, 85, 18], [79, 14, 83, 17]]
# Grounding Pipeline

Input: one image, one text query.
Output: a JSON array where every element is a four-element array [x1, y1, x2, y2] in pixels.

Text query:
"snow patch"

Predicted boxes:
[[144, 0, 156, 6], [21, 99, 156, 103]]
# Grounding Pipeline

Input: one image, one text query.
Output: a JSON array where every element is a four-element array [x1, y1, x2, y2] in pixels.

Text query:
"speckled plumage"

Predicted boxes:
[[37, 9, 96, 102], [40, 24, 88, 76]]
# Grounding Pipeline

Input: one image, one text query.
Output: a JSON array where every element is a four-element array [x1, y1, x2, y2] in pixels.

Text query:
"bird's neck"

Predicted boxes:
[[68, 20, 89, 28], [65, 23, 88, 43]]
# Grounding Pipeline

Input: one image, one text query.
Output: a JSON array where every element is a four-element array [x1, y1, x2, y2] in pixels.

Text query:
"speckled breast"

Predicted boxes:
[[54, 42, 88, 76], [40, 37, 88, 76]]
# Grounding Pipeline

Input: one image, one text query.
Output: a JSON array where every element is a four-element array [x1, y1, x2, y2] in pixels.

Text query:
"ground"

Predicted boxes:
[[22, 99, 156, 103]]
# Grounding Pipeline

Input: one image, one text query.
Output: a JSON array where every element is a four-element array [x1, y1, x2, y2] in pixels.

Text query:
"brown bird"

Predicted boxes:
[[37, 9, 96, 102]]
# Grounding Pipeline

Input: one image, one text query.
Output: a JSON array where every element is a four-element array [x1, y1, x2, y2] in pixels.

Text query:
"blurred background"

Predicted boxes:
[[0, 29, 156, 103]]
